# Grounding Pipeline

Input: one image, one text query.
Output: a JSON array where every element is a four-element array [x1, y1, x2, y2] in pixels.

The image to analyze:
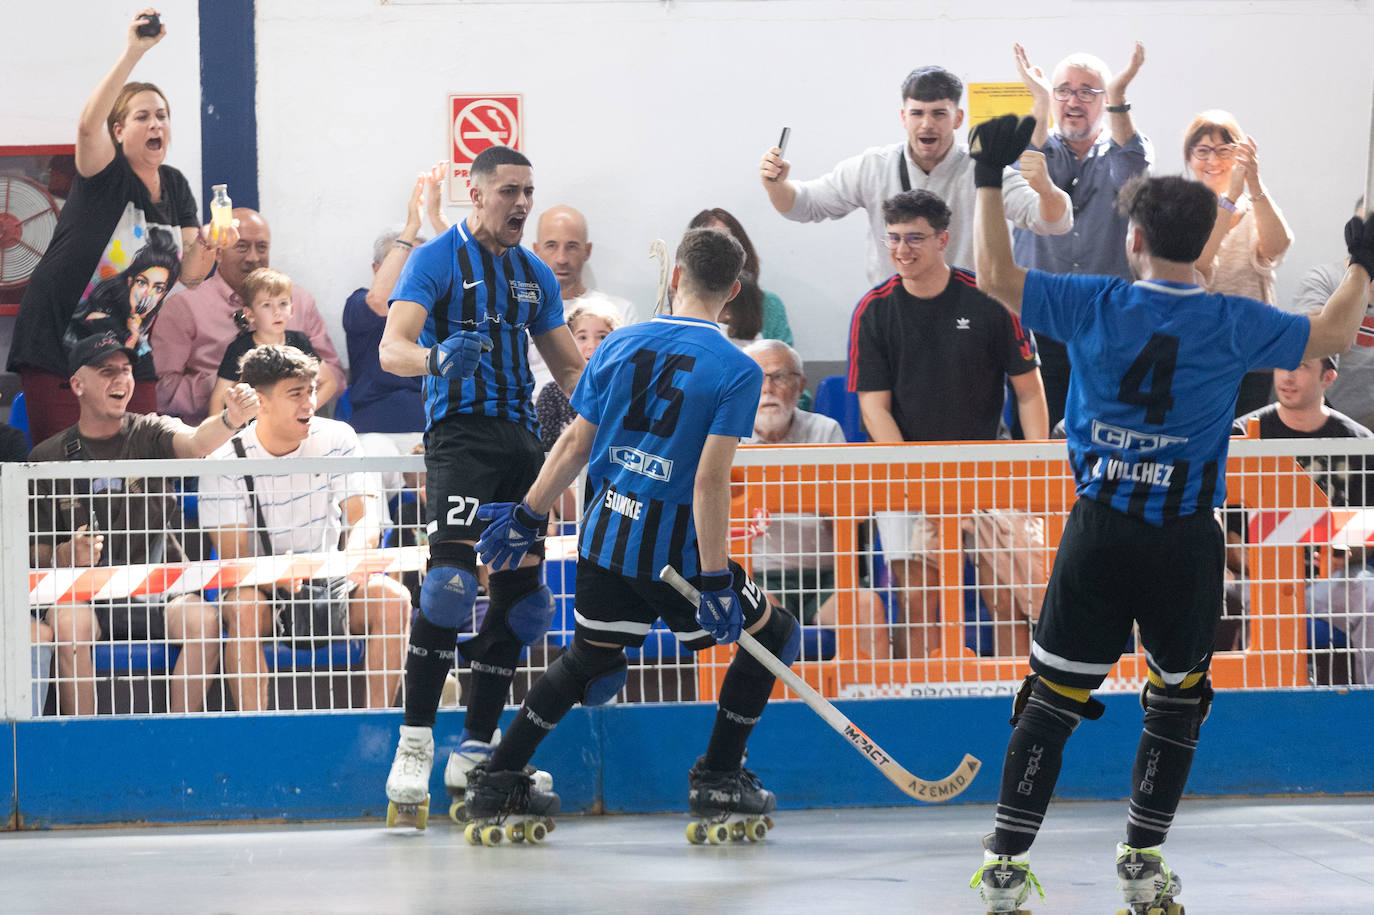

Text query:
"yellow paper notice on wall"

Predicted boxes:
[[967, 83, 1037, 132]]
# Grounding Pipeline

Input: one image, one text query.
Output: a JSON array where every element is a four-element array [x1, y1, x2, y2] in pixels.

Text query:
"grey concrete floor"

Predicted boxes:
[[2, 797, 1371, 913]]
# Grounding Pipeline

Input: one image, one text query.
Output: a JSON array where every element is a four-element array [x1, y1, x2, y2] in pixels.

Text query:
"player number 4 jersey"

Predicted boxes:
[[571, 316, 762, 580], [1021, 270, 1309, 524]]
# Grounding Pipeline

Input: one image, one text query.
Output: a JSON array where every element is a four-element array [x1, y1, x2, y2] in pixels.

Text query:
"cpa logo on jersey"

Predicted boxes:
[[1090, 420, 1187, 455], [610, 445, 673, 481]]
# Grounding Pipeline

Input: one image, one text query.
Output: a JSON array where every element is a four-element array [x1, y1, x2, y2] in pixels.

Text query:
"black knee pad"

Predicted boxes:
[[1010, 674, 1104, 727], [1141, 677, 1212, 742], [428, 540, 477, 574], [727, 607, 800, 682], [547, 636, 627, 707]]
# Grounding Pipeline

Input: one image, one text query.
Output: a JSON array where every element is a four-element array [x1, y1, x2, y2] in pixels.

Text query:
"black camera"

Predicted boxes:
[[136, 13, 161, 38]]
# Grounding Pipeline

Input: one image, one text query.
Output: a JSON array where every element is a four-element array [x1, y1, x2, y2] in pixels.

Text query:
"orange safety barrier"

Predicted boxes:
[[695, 443, 1327, 700]]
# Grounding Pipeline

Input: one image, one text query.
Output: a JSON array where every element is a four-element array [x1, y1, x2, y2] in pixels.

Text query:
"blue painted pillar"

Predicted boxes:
[[198, 0, 258, 219]]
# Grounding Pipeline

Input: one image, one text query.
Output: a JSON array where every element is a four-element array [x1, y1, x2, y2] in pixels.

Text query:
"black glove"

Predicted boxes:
[[969, 114, 1037, 189], [1345, 213, 1374, 278]]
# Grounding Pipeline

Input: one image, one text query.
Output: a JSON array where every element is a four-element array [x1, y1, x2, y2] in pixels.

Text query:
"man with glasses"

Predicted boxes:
[[848, 190, 1048, 659], [743, 339, 892, 658], [758, 65, 1072, 285], [1011, 42, 1153, 431]]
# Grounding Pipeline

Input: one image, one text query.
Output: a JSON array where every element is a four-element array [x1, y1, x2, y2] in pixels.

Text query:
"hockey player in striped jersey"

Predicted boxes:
[[379, 146, 585, 824], [464, 227, 801, 840], [966, 113, 1374, 913]]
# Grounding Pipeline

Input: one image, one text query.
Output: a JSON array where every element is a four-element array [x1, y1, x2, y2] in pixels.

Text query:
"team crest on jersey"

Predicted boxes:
[[508, 280, 542, 304], [610, 445, 673, 481]]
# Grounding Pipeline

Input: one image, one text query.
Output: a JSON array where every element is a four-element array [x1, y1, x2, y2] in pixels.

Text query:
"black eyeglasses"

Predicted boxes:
[[1189, 145, 1236, 161], [1053, 86, 1106, 103], [885, 232, 936, 249], [761, 371, 802, 387]]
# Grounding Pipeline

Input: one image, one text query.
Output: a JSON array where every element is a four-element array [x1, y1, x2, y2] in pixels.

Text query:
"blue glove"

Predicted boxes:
[[475, 501, 547, 571], [695, 569, 743, 643], [427, 330, 488, 380]]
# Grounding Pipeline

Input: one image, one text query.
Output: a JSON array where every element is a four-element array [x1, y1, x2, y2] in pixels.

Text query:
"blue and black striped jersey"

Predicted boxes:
[[1022, 270, 1309, 524], [571, 315, 762, 580], [391, 221, 565, 433]]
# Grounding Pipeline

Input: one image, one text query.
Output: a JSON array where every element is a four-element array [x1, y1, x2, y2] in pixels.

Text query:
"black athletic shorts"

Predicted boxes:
[[1031, 497, 1224, 690], [573, 559, 767, 651], [424, 414, 546, 553]]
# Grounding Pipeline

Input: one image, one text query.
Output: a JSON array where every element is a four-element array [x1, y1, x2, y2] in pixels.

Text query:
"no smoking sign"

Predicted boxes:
[[448, 94, 523, 203]]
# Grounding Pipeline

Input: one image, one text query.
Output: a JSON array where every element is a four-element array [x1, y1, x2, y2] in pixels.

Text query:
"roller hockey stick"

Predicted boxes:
[[649, 238, 670, 315], [661, 565, 980, 802]]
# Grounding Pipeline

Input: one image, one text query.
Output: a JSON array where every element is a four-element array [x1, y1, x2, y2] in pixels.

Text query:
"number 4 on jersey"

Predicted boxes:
[[1117, 333, 1179, 425]]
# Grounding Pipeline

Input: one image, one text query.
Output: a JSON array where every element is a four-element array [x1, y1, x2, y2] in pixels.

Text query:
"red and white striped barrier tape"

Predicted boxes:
[[28, 546, 429, 605], [1247, 508, 1374, 549]]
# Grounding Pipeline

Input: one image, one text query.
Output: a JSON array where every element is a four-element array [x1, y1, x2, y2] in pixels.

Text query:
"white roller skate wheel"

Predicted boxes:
[[527, 821, 548, 843], [706, 823, 731, 845], [505, 823, 525, 843], [481, 825, 503, 846], [385, 801, 399, 828], [464, 823, 482, 845], [745, 819, 768, 842], [687, 822, 707, 845]]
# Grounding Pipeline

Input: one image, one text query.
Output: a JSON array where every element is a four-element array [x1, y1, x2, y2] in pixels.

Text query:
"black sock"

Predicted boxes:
[[703, 654, 774, 771], [991, 687, 1080, 856], [460, 639, 522, 743], [403, 615, 457, 728], [489, 654, 581, 772], [1126, 699, 1200, 847]]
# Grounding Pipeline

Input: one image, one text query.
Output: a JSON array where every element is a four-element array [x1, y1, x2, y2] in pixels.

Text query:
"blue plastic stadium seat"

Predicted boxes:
[[263, 639, 365, 670], [94, 642, 177, 672], [813, 374, 866, 443], [9, 391, 31, 449], [801, 626, 837, 661]]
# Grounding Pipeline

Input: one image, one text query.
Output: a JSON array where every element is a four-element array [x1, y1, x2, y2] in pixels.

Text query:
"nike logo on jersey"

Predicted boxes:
[[955, 317, 971, 330], [463, 280, 482, 290]]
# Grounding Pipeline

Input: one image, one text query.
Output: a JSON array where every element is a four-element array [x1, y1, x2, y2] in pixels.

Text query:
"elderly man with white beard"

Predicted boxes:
[[743, 340, 891, 658]]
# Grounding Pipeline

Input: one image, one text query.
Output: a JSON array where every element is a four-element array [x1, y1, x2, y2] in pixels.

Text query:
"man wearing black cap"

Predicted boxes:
[[28, 330, 260, 715]]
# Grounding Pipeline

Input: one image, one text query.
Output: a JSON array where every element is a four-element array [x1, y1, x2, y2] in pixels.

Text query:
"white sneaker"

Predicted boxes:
[[444, 728, 553, 792], [385, 725, 434, 805]]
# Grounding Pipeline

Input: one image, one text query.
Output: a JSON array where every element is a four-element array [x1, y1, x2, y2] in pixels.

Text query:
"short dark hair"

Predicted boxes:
[[470, 146, 531, 184], [1115, 175, 1217, 264], [901, 66, 962, 104], [676, 227, 746, 297], [238, 344, 320, 390], [882, 189, 952, 232]]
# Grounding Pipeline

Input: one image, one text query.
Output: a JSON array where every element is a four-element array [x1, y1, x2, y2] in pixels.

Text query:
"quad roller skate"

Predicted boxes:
[[461, 763, 560, 847], [969, 834, 1044, 914], [685, 755, 776, 845], [444, 729, 553, 822], [384, 725, 433, 830], [1115, 843, 1184, 915]]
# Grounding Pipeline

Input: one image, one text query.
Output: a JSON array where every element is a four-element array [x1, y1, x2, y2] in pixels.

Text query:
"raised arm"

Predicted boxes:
[[1106, 42, 1145, 148], [758, 145, 799, 215], [1235, 137, 1292, 262], [971, 115, 1036, 315], [365, 171, 431, 316], [1304, 215, 1374, 360], [76, 10, 164, 177], [1013, 43, 1052, 149]]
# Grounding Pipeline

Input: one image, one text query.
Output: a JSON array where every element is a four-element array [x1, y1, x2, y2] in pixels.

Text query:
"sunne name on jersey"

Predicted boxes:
[[1090, 457, 1175, 487], [604, 490, 644, 520]]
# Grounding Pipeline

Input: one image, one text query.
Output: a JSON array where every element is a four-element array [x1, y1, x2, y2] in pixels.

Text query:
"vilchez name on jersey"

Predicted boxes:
[[1089, 457, 1176, 488]]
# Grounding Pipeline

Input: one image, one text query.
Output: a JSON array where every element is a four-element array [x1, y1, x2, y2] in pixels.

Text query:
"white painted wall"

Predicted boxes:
[[8, 1, 1374, 371]]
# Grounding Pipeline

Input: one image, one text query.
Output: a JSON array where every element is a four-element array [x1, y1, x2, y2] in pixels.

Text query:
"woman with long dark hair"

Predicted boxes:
[[687, 208, 794, 346], [65, 226, 182, 359], [8, 9, 237, 444]]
